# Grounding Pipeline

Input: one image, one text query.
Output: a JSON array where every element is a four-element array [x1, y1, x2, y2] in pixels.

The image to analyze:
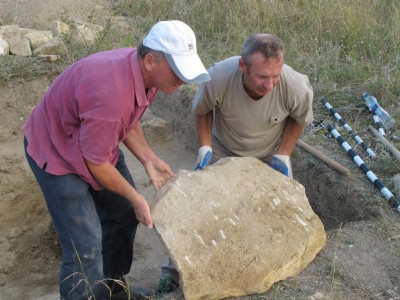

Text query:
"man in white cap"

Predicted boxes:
[[22, 20, 209, 300]]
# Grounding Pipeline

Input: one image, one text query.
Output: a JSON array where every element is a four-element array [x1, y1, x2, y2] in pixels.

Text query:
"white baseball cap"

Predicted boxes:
[[143, 20, 210, 84]]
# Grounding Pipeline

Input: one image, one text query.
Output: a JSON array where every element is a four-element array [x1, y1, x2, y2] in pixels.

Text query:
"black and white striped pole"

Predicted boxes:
[[321, 99, 376, 158], [327, 124, 400, 213], [372, 115, 386, 136]]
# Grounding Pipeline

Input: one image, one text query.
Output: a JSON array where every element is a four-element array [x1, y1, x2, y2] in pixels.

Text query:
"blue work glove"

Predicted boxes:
[[269, 154, 293, 178], [194, 146, 212, 170]]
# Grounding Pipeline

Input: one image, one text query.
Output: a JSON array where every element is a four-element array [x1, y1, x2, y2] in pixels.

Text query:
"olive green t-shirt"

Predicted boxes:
[[192, 56, 313, 161]]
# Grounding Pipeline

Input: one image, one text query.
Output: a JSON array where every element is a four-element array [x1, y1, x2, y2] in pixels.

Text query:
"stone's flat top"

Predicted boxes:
[[152, 157, 326, 300]]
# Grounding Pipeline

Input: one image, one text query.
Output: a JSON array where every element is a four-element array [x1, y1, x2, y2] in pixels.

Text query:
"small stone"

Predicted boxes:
[[314, 291, 324, 299], [37, 54, 61, 62], [8, 38, 32, 56], [0, 38, 9, 55]]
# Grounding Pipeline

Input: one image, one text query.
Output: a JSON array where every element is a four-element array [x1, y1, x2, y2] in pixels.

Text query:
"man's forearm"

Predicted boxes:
[[123, 122, 156, 165], [85, 159, 141, 204], [85, 158, 153, 227], [276, 117, 304, 156], [195, 111, 213, 146]]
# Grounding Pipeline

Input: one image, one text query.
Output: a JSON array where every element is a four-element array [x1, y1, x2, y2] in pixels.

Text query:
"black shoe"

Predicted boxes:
[[156, 276, 179, 296], [108, 277, 154, 300]]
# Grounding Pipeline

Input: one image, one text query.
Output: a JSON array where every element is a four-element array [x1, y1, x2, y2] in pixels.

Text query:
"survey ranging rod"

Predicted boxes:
[[327, 124, 400, 213], [321, 98, 376, 158], [372, 115, 385, 136]]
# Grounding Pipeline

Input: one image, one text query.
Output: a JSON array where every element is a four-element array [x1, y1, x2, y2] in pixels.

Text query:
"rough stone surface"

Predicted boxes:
[[152, 157, 327, 300], [18, 27, 38, 36], [73, 23, 104, 45], [33, 36, 67, 56], [24, 30, 54, 49], [51, 21, 70, 36], [0, 25, 21, 39], [8, 38, 32, 56], [0, 38, 9, 55], [142, 115, 174, 146], [37, 54, 61, 62]]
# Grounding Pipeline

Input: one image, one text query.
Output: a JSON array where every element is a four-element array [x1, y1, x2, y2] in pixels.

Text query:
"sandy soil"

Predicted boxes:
[[0, 1, 399, 300]]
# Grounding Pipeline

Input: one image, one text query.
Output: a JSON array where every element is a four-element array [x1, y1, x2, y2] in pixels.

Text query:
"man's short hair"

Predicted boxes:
[[137, 42, 164, 61], [241, 34, 284, 67]]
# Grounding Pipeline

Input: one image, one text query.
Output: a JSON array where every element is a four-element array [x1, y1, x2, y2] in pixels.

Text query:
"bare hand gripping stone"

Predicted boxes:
[[151, 157, 326, 300]]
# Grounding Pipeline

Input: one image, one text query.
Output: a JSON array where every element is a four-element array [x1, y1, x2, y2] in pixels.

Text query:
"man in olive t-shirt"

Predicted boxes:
[[193, 33, 314, 177]]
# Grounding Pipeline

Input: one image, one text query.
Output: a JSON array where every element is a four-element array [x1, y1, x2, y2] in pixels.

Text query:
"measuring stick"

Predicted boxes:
[[327, 124, 400, 212], [321, 99, 376, 158]]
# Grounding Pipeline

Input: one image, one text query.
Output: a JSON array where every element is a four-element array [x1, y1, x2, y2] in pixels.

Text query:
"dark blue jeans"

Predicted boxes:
[[24, 138, 139, 299]]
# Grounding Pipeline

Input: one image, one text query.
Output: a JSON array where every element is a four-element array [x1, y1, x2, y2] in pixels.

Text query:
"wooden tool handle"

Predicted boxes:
[[297, 139, 351, 176], [368, 125, 400, 160]]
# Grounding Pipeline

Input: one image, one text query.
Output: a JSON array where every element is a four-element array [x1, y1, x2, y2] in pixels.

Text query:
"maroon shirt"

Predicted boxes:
[[23, 48, 158, 190]]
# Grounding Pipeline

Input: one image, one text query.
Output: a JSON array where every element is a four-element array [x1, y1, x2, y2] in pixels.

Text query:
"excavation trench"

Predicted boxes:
[[153, 90, 381, 230]]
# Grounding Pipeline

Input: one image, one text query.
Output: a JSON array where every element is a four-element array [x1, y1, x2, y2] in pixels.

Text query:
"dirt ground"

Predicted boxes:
[[0, 1, 400, 300]]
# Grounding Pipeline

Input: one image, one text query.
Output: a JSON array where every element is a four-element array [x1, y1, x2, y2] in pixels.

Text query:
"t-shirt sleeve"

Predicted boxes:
[[192, 81, 218, 114], [192, 57, 240, 115], [79, 117, 122, 164], [289, 77, 314, 127], [192, 64, 224, 115]]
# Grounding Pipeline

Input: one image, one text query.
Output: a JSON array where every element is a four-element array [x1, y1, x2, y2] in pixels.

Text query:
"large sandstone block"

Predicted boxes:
[[152, 157, 326, 300]]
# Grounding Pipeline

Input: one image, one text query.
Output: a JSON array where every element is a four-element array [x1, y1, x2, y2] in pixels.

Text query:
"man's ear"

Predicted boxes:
[[143, 53, 155, 71], [239, 58, 246, 74]]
